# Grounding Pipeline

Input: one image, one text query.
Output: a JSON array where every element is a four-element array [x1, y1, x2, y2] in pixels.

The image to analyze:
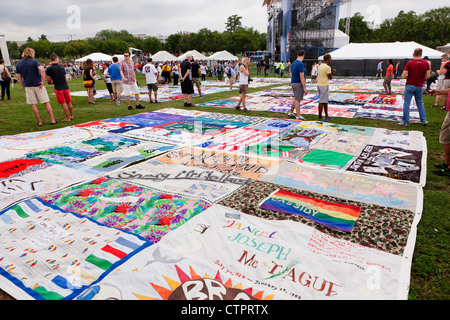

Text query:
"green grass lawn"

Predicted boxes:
[[0, 70, 448, 300]]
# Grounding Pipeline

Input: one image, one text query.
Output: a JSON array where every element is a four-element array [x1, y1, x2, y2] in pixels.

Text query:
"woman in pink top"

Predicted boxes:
[[383, 59, 394, 94]]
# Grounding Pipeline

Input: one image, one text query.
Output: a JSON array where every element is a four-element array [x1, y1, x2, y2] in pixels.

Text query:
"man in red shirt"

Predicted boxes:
[[398, 48, 430, 126]]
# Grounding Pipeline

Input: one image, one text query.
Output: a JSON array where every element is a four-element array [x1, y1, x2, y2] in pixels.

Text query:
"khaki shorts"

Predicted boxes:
[[192, 77, 201, 89], [443, 79, 450, 90], [229, 74, 236, 85], [111, 80, 123, 94], [239, 84, 248, 94], [25, 86, 50, 105], [440, 112, 450, 145]]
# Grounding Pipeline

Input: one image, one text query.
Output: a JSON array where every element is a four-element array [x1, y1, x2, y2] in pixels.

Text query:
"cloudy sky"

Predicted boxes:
[[0, 0, 448, 42]]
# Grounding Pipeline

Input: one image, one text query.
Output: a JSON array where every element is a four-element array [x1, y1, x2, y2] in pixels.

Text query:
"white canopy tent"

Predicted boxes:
[[75, 52, 113, 62], [151, 50, 178, 62], [208, 50, 239, 61], [178, 50, 209, 61], [319, 41, 444, 60]]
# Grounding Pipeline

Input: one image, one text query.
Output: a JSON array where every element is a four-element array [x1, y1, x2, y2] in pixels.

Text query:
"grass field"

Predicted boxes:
[[0, 68, 448, 300]]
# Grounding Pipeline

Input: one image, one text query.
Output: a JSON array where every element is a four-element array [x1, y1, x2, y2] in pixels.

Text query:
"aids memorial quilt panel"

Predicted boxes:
[[103, 160, 251, 203], [154, 147, 280, 180], [0, 198, 149, 300], [39, 178, 211, 244], [81, 205, 414, 300], [0, 158, 95, 211], [259, 161, 423, 213], [219, 180, 416, 257]]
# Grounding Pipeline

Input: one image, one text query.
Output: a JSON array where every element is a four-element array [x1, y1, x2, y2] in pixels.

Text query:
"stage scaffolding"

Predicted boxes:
[[266, 0, 339, 61]]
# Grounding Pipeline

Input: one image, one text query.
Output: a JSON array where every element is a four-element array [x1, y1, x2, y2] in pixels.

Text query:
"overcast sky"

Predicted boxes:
[[0, 0, 448, 42]]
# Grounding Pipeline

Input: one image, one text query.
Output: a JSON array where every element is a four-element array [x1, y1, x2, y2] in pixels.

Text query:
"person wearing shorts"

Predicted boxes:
[[108, 57, 123, 105], [119, 52, 144, 110], [142, 58, 159, 103], [235, 57, 250, 112], [46, 53, 74, 121], [15, 47, 56, 126], [103, 62, 114, 102], [317, 53, 336, 121], [287, 50, 308, 120], [430, 88, 450, 177], [180, 54, 194, 107]]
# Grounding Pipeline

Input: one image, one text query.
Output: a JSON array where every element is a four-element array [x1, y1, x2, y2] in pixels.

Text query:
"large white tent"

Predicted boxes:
[[178, 50, 209, 61], [151, 50, 178, 62], [319, 41, 444, 60], [75, 52, 113, 62], [208, 50, 239, 61]]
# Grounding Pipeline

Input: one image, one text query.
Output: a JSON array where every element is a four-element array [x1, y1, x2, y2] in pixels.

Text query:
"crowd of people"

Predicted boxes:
[[3, 45, 450, 178], [286, 47, 450, 178]]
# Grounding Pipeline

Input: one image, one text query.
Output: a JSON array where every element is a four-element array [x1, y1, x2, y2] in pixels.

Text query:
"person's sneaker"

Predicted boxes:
[[430, 104, 438, 107], [296, 115, 306, 121], [136, 104, 145, 109], [434, 163, 449, 170], [128, 106, 133, 110], [324, 117, 333, 121], [397, 122, 408, 126], [185, 103, 194, 107], [441, 106, 446, 110], [421, 121, 428, 126], [184, 102, 188, 107], [243, 108, 248, 112], [235, 105, 241, 110], [287, 112, 296, 119], [115, 100, 122, 105], [432, 168, 450, 177]]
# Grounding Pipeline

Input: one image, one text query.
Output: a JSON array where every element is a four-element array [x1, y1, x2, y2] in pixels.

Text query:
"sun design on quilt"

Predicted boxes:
[[132, 265, 274, 301]]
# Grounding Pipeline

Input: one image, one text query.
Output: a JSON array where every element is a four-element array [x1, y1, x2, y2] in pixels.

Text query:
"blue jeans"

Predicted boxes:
[[402, 84, 427, 124]]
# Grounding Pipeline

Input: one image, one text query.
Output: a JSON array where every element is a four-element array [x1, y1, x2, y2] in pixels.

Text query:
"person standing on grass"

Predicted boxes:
[[311, 62, 318, 84], [191, 58, 203, 98], [180, 54, 194, 107], [103, 62, 115, 102], [82, 59, 96, 104], [142, 58, 159, 103], [394, 61, 401, 79], [432, 53, 449, 109], [383, 59, 394, 95], [375, 60, 383, 80], [316, 53, 336, 121], [287, 50, 308, 121], [430, 87, 450, 178], [46, 54, 74, 121], [15, 47, 57, 126], [398, 48, 430, 127], [0, 59, 11, 100], [107, 57, 123, 105], [200, 63, 207, 81], [235, 57, 250, 112], [120, 51, 145, 110]]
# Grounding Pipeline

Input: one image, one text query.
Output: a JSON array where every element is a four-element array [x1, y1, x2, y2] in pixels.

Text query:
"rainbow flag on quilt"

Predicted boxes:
[[259, 189, 362, 232]]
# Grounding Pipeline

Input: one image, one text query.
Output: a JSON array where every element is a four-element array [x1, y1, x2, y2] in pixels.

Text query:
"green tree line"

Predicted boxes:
[[339, 6, 449, 49], [5, 15, 266, 61]]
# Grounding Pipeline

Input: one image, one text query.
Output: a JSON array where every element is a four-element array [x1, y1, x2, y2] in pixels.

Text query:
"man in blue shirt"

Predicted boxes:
[[107, 56, 123, 105], [15, 47, 56, 126], [287, 50, 308, 120]]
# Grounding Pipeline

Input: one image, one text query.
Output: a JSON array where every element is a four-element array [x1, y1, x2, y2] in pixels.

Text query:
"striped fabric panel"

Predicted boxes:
[[260, 189, 362, 232]]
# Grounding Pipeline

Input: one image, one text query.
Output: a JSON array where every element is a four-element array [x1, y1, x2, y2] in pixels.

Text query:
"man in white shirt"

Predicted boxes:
[[142, 58, 159, 103]]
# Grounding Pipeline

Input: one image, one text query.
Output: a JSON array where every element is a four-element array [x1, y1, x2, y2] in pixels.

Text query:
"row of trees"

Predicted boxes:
[[6, 15, 266, 61], [339, 7, 449, 49]]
